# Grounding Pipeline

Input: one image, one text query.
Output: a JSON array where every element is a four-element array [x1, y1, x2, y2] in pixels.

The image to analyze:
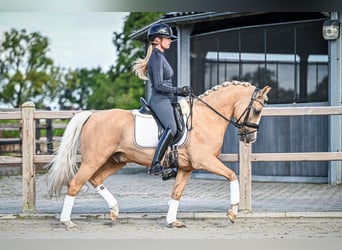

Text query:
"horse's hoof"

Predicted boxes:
[[61, 220, 77, 229], [110, 204, 119, 221], [227, 209, 237, 223], [167, 220, 186, 228], [109, 211, 117, 221]]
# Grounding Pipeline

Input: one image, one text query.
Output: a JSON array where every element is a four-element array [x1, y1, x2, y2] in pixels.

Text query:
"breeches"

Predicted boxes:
[[150, 95, 177, 137]]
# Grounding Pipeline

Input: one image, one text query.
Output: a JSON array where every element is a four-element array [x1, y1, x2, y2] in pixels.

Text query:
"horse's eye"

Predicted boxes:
[[253, 109, 261, 115]]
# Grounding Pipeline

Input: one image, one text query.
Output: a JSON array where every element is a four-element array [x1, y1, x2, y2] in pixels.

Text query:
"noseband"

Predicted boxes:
[[190, 88, 264, 136]]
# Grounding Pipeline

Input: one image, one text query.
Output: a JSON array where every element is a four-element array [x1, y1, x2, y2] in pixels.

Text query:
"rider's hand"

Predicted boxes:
[[176, 86, 192, 97]]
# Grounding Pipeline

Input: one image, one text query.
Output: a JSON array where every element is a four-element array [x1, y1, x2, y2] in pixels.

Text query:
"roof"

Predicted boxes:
[[129, 12, 329, 41], [129, 12, 241, 40]]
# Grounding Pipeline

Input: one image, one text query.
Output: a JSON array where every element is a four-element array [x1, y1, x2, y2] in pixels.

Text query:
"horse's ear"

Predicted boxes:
[[257, 85, 272, 101]]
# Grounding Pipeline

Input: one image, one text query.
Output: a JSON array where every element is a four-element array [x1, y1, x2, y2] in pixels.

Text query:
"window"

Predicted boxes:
[[191, 19, 328, 104]]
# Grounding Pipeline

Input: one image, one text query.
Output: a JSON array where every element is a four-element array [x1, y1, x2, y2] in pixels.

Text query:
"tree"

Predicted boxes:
[[60, 13, 164, 110], [56, 67, 112, 110], [0, 28, 59, 108], [111, 12, 164, 76], [0, 14, 166, 110], [107, 12, 165, 109]]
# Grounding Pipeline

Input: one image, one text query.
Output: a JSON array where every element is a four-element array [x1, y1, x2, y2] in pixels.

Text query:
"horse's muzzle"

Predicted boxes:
[[238, 129, 257, 144]]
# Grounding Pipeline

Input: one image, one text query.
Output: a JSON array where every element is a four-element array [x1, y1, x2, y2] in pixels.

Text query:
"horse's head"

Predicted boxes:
[[233, 85, 271, 145]]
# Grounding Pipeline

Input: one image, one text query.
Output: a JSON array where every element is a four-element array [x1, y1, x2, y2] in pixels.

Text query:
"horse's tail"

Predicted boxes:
[[47, 111, 92, 198]]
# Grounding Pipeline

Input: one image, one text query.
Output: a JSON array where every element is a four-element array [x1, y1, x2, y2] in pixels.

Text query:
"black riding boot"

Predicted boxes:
[[148, 126, 174, 176]]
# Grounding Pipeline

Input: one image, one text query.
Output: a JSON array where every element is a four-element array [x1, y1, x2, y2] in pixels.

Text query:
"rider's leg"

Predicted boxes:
[[149, 98, 178, 178], [148, 126, 174, 175]]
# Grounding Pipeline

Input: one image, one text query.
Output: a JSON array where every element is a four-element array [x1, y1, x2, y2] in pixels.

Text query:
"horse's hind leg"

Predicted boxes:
[[60, 162, 100, 228], [167, 168, 192, 227], [88, 160, 126, 221]]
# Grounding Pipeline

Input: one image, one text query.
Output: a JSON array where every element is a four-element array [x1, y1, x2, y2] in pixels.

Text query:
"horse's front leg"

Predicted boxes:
[[194, 156, 240, 223], [167, 168, 192, 228]]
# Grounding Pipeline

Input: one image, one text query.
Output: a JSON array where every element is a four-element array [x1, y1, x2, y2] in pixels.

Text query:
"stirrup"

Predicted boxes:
[[161, 168, 177, 181], [147, 163, 162, 176]]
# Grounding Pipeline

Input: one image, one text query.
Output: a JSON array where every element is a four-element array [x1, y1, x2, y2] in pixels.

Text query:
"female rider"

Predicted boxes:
[[133, 23, 191, 178]]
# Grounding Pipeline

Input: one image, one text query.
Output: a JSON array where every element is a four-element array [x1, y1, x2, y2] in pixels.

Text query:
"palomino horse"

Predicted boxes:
[[47, 81, 271, 228]]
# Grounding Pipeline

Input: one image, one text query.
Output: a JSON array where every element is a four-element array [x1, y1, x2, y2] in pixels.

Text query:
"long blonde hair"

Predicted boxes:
[[132, 42, 156, 80]]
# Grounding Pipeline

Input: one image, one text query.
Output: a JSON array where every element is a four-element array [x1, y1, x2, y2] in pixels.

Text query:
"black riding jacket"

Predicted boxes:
[[148, 48, 177, 96]]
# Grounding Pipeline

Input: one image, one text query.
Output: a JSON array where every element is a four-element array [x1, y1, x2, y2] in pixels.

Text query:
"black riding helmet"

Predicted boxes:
[[147, 23, 177, 41]]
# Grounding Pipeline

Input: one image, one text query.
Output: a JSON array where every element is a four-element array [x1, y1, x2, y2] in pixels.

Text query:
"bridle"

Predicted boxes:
[[188, 88, 264, 137], [234, 88, 264, 136]]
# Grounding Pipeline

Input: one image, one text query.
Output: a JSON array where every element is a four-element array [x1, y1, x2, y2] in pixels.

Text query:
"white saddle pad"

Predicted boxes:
[[132, 110, 188, 148]]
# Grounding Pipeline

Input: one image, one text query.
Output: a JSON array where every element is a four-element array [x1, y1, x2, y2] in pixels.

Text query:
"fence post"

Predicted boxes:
[[45, 106, 53, 154], [22, 101, 36, 213], [239, 141, 252, 211]]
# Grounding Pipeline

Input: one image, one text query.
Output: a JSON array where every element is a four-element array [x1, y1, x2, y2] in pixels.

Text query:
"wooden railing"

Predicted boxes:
[[1, 101, 342, 213], [220, 106, 342, 210]]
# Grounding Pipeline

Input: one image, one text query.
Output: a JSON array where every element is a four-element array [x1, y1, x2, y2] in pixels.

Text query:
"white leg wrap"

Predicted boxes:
[[166, 199, 179, 224], [96, 184, 118, 209], [60, 195, 75, 222], [230, 179, 240, 205]]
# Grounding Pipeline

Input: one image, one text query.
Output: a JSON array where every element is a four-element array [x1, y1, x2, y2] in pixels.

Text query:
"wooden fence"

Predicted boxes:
[[0, 115, 54, 155], [1, 101, 342, 213]]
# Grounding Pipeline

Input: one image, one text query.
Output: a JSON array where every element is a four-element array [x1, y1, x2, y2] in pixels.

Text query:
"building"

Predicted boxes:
[[130, 12, 342, 184]]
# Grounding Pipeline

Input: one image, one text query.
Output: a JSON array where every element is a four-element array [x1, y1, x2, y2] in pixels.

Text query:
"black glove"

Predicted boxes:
[[176, 86, 192, 97]]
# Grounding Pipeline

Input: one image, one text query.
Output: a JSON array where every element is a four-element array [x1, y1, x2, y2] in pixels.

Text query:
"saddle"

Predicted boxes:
[[132, 97, 189, 170], [138, 97, 185, 145]]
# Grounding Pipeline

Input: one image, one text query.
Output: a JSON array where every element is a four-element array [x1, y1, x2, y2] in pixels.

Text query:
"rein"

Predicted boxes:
[[186, 88, 263, 134]]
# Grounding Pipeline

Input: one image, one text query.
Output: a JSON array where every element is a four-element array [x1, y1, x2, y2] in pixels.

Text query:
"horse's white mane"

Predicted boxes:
[[199, 80, 252, 98], [178, 80, 252, 115]]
